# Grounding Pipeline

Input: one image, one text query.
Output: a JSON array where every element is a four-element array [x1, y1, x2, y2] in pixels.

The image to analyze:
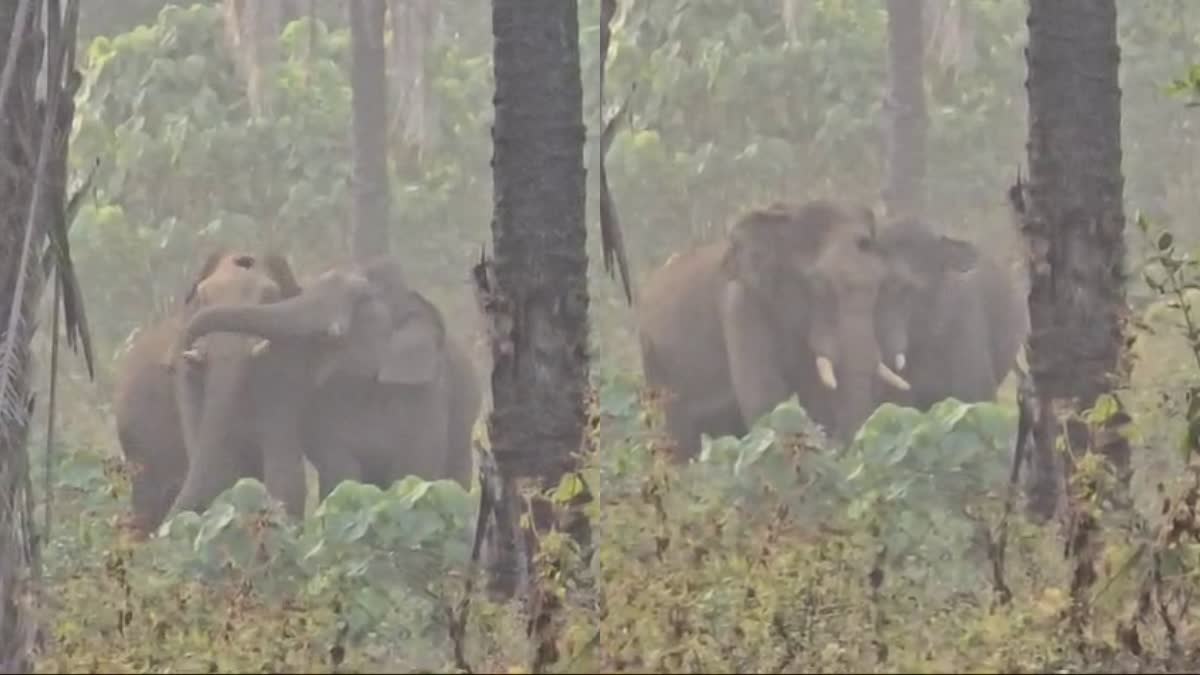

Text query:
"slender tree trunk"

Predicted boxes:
[[478, 0, 590, 615], [882, 0, 927, 221], [1013, 0, 1128, 522], [221, 0, 285, 116], [348, 0, 391, 260]]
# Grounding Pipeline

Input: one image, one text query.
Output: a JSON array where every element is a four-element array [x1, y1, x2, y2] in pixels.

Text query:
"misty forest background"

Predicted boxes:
[[2, 0, 1200, 672]]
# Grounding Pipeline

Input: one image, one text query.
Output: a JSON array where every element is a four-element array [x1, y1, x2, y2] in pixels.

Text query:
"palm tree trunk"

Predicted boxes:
[[479, 0, 590, 618], [1013, 0, 1128, 522], [1, 0, 75, 667]]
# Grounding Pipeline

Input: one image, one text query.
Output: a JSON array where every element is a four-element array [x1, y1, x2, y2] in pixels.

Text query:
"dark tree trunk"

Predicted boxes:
[[348, 0, 391, 260], [479, 0, 590, 613], [1014, 0, 1128, 522], [1, 1, 82, 668], [882, 0, 927, 221]]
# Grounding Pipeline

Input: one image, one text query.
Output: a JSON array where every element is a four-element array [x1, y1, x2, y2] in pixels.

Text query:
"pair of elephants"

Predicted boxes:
[[113, 250, 482, 534], [636, 199, 1029, 459]]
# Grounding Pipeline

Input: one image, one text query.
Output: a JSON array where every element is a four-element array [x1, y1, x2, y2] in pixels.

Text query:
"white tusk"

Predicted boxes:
[[181, 348, 204, 364], [815, 356, 838, 390], [877, 362, 911, 391], [250, 339, 270, 357], [327, 322, 344, 338], [895, 353, 906, 371]]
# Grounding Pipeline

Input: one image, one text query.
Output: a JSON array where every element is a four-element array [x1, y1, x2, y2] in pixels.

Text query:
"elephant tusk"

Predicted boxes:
[[327, 322, 344, 338], [877, 362, 911, 391], [181, 348, 204, 365], [250, 339, 271, 357], [815, 356, 838, 390], [895, 353, 906, 371]]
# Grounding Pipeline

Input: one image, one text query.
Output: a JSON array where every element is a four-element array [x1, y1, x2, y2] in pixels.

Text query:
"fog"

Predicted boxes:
[[12, 1, 1200, 672]]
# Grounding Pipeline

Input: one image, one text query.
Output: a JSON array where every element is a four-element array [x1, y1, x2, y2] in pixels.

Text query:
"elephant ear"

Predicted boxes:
[[376, 291, 448, 385], [261, 253, 303, 299], [183, 248, 230, 305]]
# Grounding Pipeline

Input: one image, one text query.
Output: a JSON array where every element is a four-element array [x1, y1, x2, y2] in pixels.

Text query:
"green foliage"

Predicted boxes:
[[38, 448, 511, 672]]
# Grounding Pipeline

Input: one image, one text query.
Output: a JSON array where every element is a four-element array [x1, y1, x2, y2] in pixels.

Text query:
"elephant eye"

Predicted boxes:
[[233, 255, 255, 269]]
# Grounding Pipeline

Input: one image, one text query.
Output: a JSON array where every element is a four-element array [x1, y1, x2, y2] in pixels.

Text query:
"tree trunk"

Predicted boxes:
[[348, 0, 391, 260], [882, 0, 927, 221], [479, 0, 590, 616], [1, 0, 81, 668], [221, 0, 286, 116], [1014, 0, 1128, 522], [387, 0, 436, 157]]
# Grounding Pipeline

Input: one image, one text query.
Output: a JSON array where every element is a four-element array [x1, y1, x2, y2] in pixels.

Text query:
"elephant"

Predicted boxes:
[[113, 248, 301, 534], [166, 249, 309, 521], [173, 255, 482, 504], [636, 199, 913, 459], [873, 218, 1030, 411]]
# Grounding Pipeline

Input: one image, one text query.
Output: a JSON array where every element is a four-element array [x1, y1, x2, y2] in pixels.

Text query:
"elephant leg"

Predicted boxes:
[[946, 335, 1001, 404], [309, 446, 363, 503], [443, 352, 481, 490], [661, 397, 703, 461], [443, 403, 476, 490], [256, 411, 308, 519]]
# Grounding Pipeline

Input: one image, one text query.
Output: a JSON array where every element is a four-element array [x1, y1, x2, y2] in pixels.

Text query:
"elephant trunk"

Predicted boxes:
[[171, 331, 257, 514], [813, 304, 907, 442], [182, 293, 337, 346]]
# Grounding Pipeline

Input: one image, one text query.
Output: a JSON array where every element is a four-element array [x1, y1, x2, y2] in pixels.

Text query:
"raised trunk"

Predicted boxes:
[[1017, 0, 1128, 521], [182, 294, 336, 345], [480, 0, 590, 616], [882, 0, 927, 221], [349, 0, 391, 260]]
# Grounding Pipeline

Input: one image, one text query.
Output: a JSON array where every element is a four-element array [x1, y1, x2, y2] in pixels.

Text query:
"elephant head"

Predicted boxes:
[[169, 249, 303, 518], [720, 200, 911, 439], [178, 256, 448, 390], [175, 256, 460, 497], [872, 219, 980, 375]]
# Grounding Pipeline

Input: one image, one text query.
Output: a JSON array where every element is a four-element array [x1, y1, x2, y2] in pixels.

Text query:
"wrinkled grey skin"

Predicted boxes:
[[637, 200, 913, 458], [114, 249, 300, 534], [176, 256, 482, 502], [874, 219, 1030, 410], [167, 250, 306, 521]]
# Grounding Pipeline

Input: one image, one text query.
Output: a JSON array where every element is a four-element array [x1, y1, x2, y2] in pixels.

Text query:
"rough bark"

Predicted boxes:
[[479, 0, 590, 613], [348, 0, 391, 260], [882, 0, 927, 221], [1013, 0, 1128, 522]]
